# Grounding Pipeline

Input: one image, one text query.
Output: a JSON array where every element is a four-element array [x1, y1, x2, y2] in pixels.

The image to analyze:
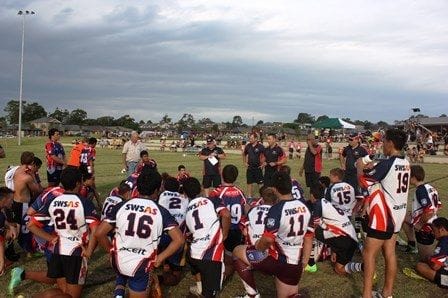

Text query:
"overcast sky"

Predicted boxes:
[[0, 0, 447, 124]]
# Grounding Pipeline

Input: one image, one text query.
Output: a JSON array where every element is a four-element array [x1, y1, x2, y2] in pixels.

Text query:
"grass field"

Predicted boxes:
[[0, 137, 447, 297]]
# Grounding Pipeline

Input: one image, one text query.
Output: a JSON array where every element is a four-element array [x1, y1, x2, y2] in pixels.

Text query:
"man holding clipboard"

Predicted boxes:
[[199, 136, 226, 196]]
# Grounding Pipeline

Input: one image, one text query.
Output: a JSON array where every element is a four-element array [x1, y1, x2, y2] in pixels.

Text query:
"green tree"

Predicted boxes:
[[49, 108, 70, 123], [376, 121, 389, 128], [295, 113, 315, 124], [256, 120, 264, 126], [115, 114, 138, 130], [160, 114, 171, 124], [440, 114, 447, 117], [23, 102, 47, 122], [4, 100, 22, 124], [232, 115, 243, 128], [315, 115, 329, 122], [66, 109, 88, 125], [96, 116, 115, 126]]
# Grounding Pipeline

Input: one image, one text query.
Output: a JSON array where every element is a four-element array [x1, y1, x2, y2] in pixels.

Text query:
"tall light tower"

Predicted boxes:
[[17, 10, 35, 145]]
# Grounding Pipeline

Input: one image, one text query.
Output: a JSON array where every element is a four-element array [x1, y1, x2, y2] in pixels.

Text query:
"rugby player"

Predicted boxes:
[[95, 168, 184, 298], [233, 171, 313, 297], [184, 177, 231, 297], [357, 129, 409, 298]]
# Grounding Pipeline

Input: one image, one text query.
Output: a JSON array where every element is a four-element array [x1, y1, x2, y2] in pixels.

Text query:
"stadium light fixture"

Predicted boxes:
[[17, 9, 36, 145]]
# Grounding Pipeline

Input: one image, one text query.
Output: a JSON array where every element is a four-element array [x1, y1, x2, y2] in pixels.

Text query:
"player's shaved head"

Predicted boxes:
[[164, 177, 180, 192], [222, 164, 238, 183]]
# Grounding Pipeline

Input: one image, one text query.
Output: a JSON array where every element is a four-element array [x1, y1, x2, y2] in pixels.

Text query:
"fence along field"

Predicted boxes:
[[0, 137, 447, 297]]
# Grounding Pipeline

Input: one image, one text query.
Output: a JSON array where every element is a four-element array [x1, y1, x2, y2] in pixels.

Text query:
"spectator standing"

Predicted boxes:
[[45, 128, 66, 186], [299, 134, 323, 190], [122, 131, 146, 176]]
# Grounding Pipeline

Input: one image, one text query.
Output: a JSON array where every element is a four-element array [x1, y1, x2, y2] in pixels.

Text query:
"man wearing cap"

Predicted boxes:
[[122, 131, 147, 176], [340, 133, 368, 191], [198, 136, 226, 196]]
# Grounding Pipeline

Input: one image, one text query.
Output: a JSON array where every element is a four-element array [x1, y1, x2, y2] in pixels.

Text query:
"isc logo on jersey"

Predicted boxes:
[[124, 204, 158, 215], [52, 201, 79, 208]]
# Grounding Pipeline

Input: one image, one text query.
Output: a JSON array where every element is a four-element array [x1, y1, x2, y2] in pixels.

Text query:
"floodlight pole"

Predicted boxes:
[[17, 10, 35, 145]]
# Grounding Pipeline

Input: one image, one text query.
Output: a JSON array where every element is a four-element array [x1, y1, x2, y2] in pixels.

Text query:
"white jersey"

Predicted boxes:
[[101, 195, 124, 220], [360, 156, 410, 233], [186, 196, 226, 262], [104, 198, 177, 277], [32, 193, 99, 256], [158, 191, 189, 229], [264, 199, 313, 265], [312, 199, 357, 241], [412, 184, 440, 225], [245, 204, 271, 245], [326, 182, 356, 217]]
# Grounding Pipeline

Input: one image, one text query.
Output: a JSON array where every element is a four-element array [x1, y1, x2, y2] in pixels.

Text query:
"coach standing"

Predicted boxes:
[[262, 133, 286, 187], [299, 134, 322, 190], [243, 132, 265, 198], [199, 136, 226, 196], [340, 133, 368, 193], [122, 131, 146, 176]]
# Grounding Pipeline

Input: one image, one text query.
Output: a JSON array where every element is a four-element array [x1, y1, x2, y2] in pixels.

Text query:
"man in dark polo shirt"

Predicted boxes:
[[243, 133, 265, 198], [198, 136, 226, 196], [340, 133, 368, 192], [262, 133, 286, 187], [299, 134, 322, 190]]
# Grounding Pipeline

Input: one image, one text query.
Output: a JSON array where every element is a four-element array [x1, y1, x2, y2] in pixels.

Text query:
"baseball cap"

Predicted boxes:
[[206, 136, 215, 143], [347, 133, 359, 140]]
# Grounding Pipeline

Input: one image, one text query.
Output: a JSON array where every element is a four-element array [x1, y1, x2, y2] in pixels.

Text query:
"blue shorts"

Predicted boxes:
[[47, 170, 62, 184], [114, 260, 150, 292], [158, 234, 184, 269]]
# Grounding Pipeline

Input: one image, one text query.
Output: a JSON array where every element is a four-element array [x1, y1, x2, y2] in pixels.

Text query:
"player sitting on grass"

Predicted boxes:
[[402, 165, 441, 259], [241, 186, 277, 246], [0, 187, 15, 277], [157, 176, 189, 286], [326, 168, 359, 219], [415, 217, 448, 289], [310, 184, 363, 275]]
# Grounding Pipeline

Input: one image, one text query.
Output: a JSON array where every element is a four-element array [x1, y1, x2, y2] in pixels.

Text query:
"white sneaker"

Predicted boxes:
[[189, 285, 201, 296]]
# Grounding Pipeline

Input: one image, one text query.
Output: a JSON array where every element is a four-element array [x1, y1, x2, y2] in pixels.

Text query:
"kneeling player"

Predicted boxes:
[[184, 177, 231, 298], [157, 177, 189, 286], [310, 184, 362, 275], [95, 168, 184, 298], [233, 171, 313, 298], [415, 217, 448, 289], [28, 168, 99, 298], [402, 165, 440, 259]]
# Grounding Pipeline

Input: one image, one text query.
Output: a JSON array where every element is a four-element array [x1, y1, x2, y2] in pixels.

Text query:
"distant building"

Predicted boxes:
[[29, 117, 62, 135]]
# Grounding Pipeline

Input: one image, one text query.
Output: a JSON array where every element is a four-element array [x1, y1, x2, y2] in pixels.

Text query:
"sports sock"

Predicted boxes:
[[113, 287, 125, 298], [344, 262, 363, 274], [196, 281, 202, 293], [234, 258, 257, 295]]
